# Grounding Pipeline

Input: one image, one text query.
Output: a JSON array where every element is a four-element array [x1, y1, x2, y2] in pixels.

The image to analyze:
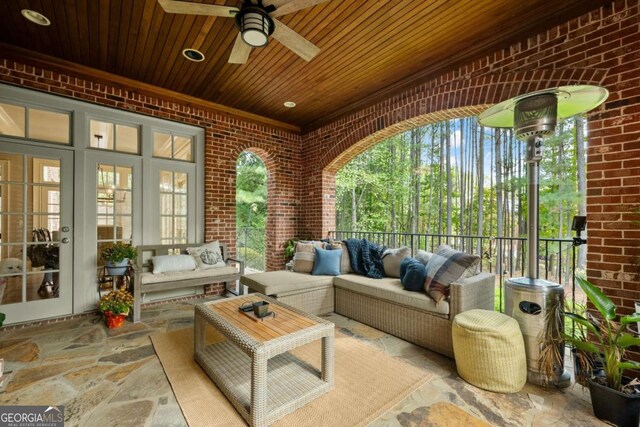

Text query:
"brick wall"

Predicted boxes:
[[301, 0, 640, 353], [0, 60, 302, 290]]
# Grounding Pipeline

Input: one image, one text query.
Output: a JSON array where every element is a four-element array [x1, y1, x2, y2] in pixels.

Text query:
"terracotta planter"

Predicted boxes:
[[104, 311, 127, 329]]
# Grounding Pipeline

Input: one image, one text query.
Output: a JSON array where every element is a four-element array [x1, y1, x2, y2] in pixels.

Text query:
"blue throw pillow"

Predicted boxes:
[[400, 257, 427, 292], [311, 247, 342, 276]]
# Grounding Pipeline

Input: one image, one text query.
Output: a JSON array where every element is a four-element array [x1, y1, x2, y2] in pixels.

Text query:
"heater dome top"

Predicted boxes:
[[478, 85, 609, 129]]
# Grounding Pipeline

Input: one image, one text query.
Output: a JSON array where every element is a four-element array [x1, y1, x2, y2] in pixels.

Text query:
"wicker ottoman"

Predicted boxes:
[[452, 309, 526, 393]]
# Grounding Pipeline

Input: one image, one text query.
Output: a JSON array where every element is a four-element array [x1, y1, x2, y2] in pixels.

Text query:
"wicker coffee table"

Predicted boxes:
[[194, 294, 335, 427]]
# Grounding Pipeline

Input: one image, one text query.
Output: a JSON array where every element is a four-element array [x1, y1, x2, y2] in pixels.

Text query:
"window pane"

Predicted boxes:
[[174, 194, 187, 215], [159, 170, 173, 192], [90, 120, 114, 150], [29, 109, 70, 144], [174, 136, 192, 161], [115, 191, 131, 214], [0, 103, 26, 137], [115, 166, 132, 190], [154, 132, 172, 158], [174, 217, 187, 240], [161, 217, 173, 239], [115, 216, 131, 240], [174, 173, 187, 193], [116, 124, 139, 153], [97, 164, 115, 189], [160, 194, 173, 215]]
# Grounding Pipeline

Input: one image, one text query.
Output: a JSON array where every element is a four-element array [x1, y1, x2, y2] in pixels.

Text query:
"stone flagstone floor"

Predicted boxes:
[[0, 296, 605, 427]]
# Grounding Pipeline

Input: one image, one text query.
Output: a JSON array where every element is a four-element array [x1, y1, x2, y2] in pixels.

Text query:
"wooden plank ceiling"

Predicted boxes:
[[1, 0, 611, 131]]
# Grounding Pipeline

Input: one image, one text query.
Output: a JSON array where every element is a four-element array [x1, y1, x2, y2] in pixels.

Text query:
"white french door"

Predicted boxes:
[[81, 151, 142, 307], [0, 142, 73, 324]]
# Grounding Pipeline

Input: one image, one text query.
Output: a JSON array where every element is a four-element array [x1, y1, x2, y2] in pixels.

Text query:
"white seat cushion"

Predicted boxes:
[[140, 266, 238, 284]]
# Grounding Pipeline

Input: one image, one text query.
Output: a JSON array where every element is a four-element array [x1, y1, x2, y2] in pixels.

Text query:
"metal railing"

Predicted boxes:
[[329, 230, 583, 313], [236, 228, 266, 272]]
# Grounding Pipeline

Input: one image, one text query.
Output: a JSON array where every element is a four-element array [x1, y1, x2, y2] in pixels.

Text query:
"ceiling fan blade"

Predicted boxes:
[[268, 0, 331, 18], [228, 34, 252, 64], [272, 19, 320, 62], [157, 0, 238, 17]]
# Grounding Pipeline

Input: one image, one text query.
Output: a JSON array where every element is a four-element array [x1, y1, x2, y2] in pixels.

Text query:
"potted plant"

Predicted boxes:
[[563, 276, 640, 427], [100, 242, 137, 276], [99, 289, 134, 328]]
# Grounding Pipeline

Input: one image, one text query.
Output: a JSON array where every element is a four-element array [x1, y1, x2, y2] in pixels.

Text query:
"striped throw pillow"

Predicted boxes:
[[292, 241, 326, 273], [424, 244, 480, 303]]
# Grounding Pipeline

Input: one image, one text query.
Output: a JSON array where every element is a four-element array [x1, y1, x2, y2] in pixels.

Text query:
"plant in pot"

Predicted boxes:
[[100, 242, 137, 276], [99, 289, 134, 328], [562, 276, 640, 427]]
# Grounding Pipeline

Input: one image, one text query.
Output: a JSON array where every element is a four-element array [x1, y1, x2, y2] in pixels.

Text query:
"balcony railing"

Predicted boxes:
[[329, 230, 584, 313], [236, 227, 266, 272]]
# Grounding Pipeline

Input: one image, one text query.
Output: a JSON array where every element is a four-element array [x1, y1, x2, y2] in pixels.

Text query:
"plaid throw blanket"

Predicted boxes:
[[344, 238, 387, 279]]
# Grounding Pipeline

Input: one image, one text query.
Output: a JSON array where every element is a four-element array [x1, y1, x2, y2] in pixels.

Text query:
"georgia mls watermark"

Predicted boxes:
[[0, 406, 64, 427]]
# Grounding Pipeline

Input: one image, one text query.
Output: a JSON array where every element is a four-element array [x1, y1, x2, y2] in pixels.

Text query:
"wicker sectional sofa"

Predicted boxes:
[[240, 270, 495, 357]]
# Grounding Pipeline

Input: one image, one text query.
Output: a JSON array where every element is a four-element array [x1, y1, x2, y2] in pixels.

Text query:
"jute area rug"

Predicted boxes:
[[150, 328, 432, 427]]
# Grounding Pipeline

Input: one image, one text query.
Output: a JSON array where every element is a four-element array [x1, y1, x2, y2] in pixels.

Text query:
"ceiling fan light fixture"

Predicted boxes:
[[236, 6, 274, 48], [21, 9, 51, 26], [182, 48, 205, 62], [284, 101, 296, 108]]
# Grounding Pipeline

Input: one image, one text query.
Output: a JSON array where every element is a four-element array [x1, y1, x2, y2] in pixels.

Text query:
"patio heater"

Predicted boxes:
[[478, 85, 608, 386]]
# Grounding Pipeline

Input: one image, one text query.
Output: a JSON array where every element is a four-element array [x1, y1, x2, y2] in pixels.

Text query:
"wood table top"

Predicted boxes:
[[206, 295, 320, 343]]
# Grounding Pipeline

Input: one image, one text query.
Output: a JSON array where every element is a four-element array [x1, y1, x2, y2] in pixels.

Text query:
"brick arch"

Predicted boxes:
[[323, 68, 607, 173], [303, 68, 608, 237], [233, 145, 282, 271]]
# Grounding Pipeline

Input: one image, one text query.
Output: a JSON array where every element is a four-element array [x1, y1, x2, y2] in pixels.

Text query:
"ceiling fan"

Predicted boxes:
[[158, 0, 329, 64]]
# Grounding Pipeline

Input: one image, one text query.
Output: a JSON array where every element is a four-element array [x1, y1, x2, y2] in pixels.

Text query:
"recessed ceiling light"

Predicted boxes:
[[182, 48, 205, 62], [284, 101, 296, 108], [21, 9, 51, 26]]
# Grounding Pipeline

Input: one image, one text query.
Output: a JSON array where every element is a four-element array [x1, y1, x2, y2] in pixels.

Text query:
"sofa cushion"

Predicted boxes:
[[382, 246, 411, 278], [292, 241, 326, 273], [151, 254, 197, 274], [424, 244, 480, 303], [240, 271, 334, 296], [140, 266, 238, 284], [334, 274, 449, 316], [312, 247, 342, 276], [399, 257, 427, 292]]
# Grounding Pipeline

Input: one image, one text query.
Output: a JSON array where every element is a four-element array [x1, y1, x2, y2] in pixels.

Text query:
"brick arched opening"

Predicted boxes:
[[303, 68, 607, 239], [230, 145, 289, 271]]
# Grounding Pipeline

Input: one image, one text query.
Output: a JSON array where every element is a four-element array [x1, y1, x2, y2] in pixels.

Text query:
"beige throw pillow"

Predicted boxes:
[[187, 241, 226, 270], [327, 241, 352, 274], [292, 241, 326, 273], [382, 246, 412, 278]]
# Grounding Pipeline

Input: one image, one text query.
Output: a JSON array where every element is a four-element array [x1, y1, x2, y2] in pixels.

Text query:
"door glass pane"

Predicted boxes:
[[0, 152, 24, 182], [175, 172, 187, 193], [161, 217, 173, 239], [115, 191, 131, 214], [160, 170, 173, 191], [0, 184, 25, 213], [29, 109, 70, 144], [2, 215, 24, 243], [160, 194, 173, 215], [0, 103, 26, 137], [115, 216, 131, 240], [116, 166, 132, 189], [174, 217, 187, 240], [174, 195, 187, 215], [90, 120, 114, 150], [174, 136, 192, 161], [154, 132, 172, 158]]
